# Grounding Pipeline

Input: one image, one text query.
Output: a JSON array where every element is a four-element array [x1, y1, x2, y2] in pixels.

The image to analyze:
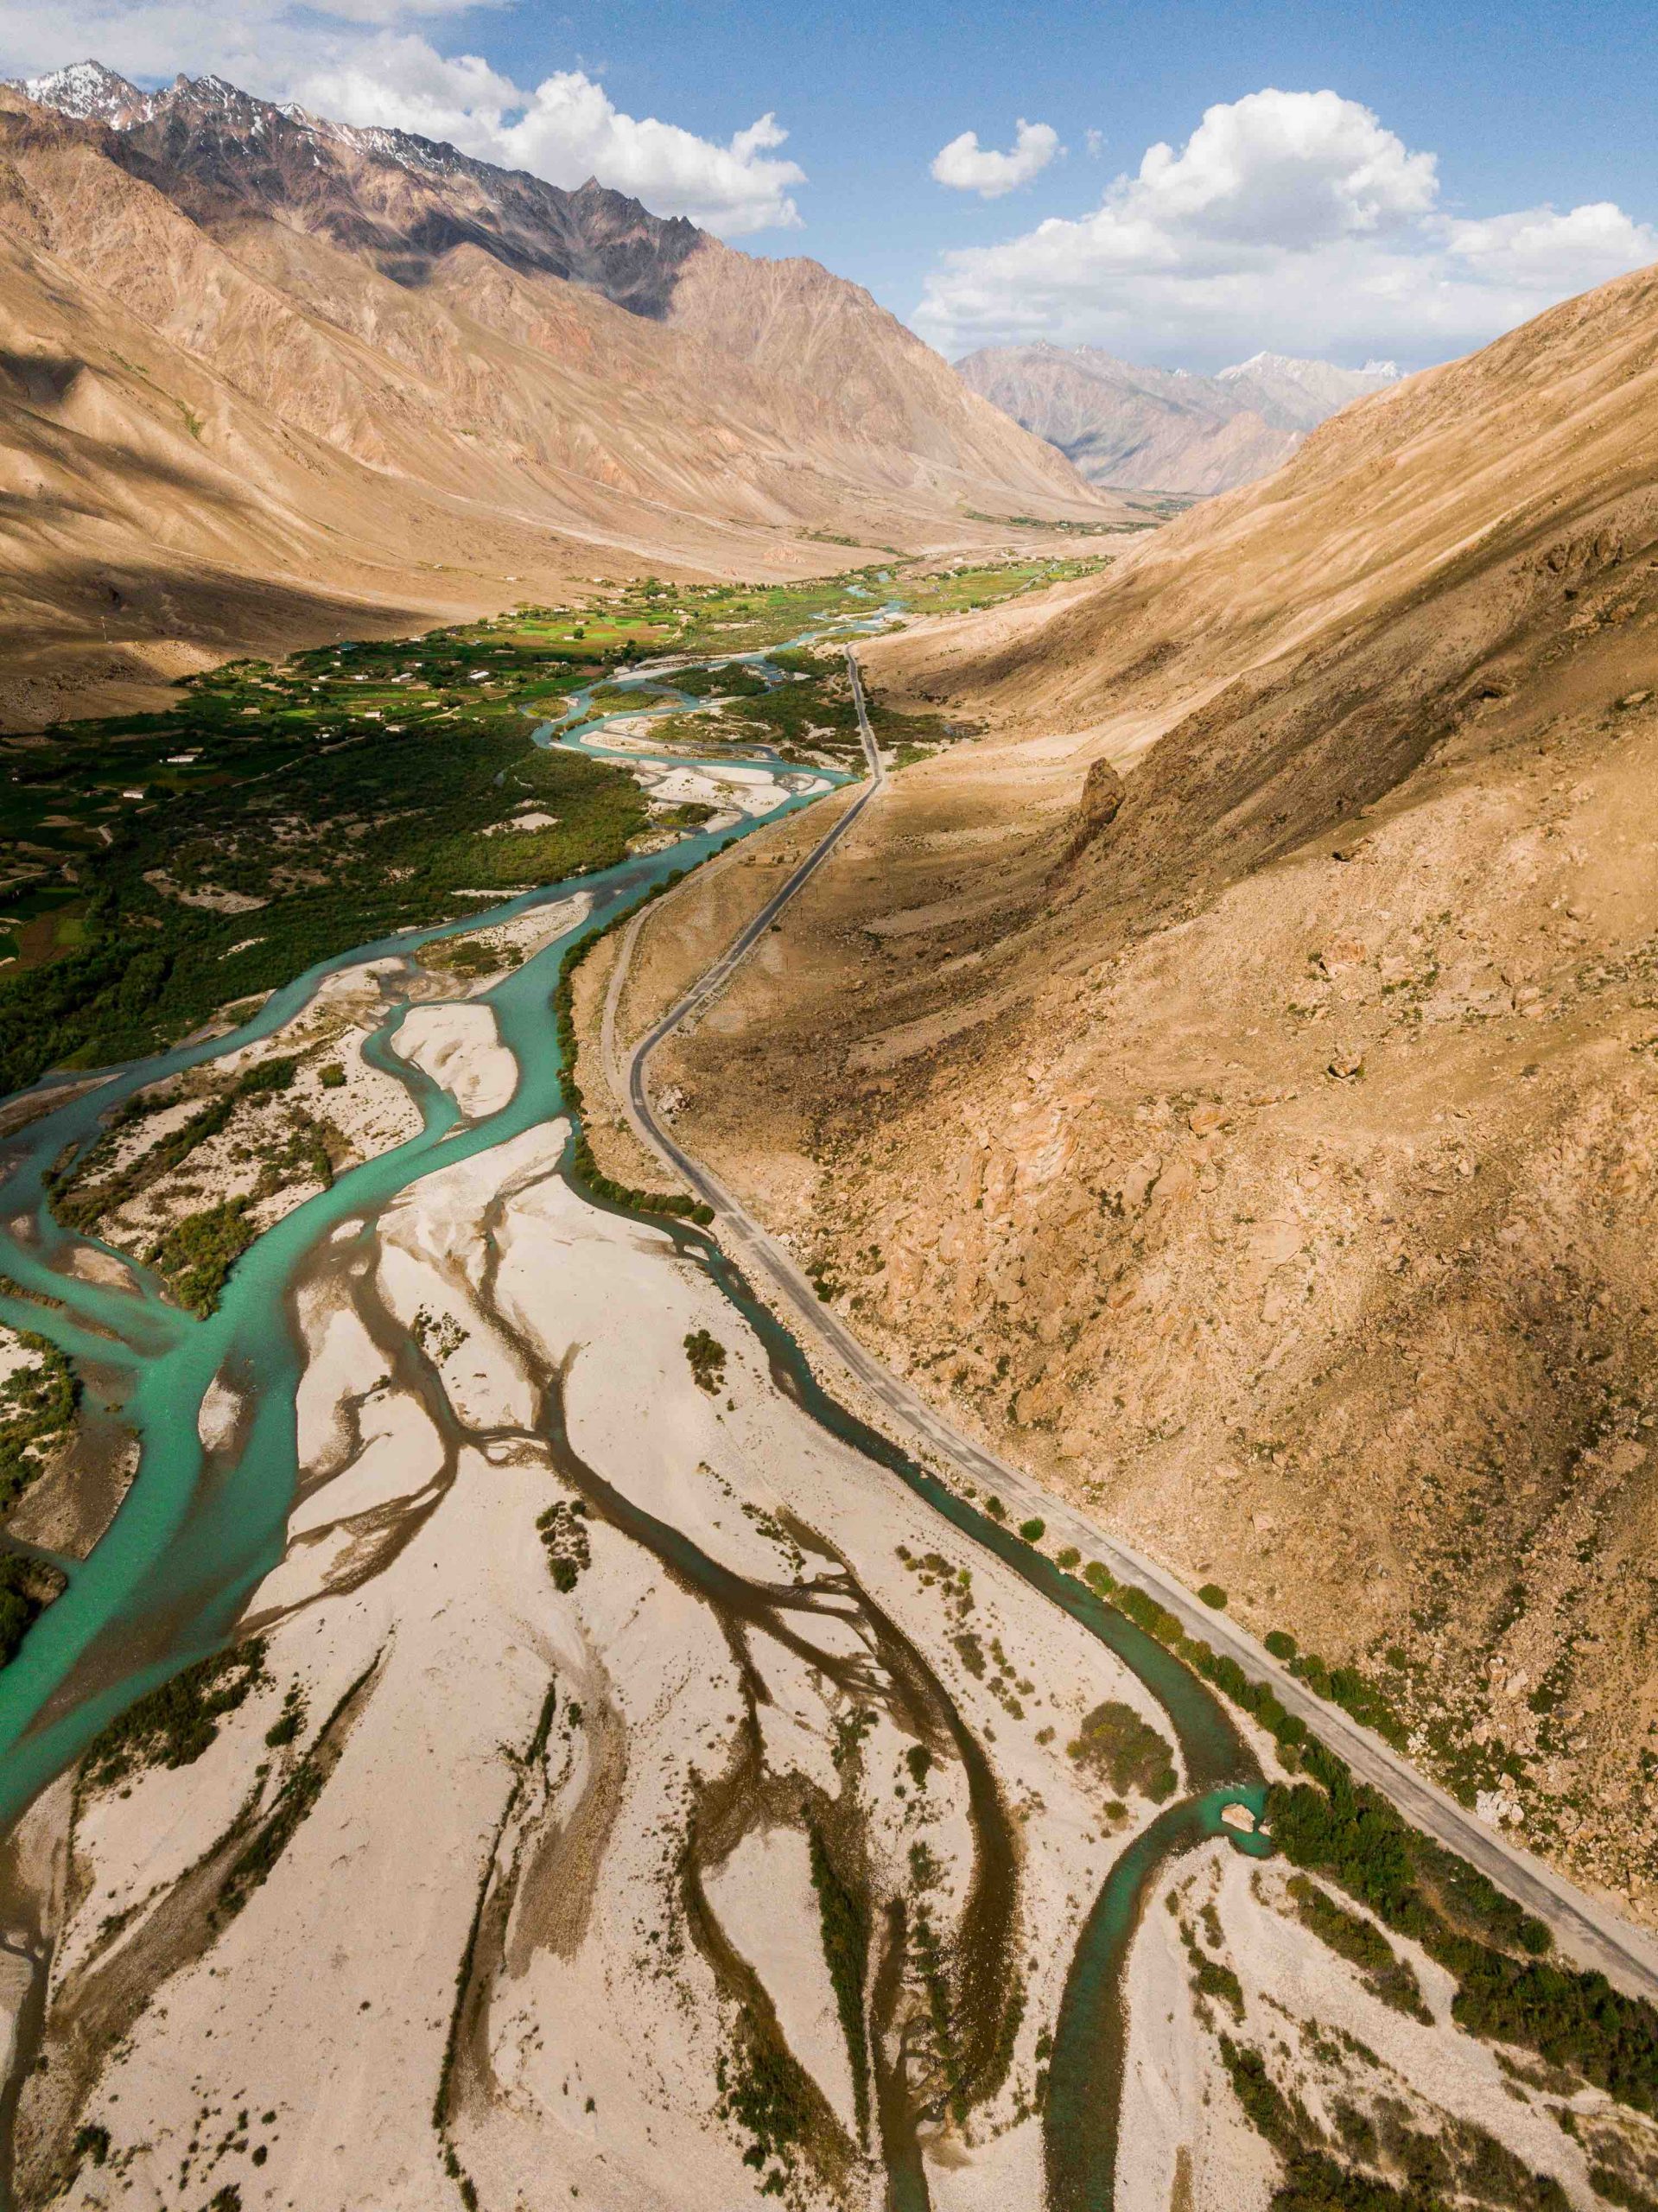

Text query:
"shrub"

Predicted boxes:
[[1056, 1546, 1081, 1570], [234, 1056, 298, 1096], [1286, 1649, 1408, 1750], [85, 1639, 270, 1785], [1113, 1582, 1184, 1646], [1265, 1629, 1298, 1662], [71, 2124, 110, 2169], [1198, 1583, 1228, 1609], [149, 1198, 256, 1315], [0, 1335, 79, 1523], [684, 1329, 727, 1393], [1018, 1517, 1045, 1543], [318, 1062, 346, 1089], [807, 1824, 870, 2142], [984, 1496, 1007, 1522], [1067, 1700, 1177, 1802], [1591, 2168, 1658, 2212], [1286, 1874, 1431, 2021]]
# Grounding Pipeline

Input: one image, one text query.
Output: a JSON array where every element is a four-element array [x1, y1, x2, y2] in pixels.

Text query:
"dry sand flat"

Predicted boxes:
[[394, 1002, 519, 1120]]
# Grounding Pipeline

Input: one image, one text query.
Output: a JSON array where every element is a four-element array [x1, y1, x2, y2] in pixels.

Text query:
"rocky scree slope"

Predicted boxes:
[[643, 257, 1658, 1919], [0, 64, 1111, 720]]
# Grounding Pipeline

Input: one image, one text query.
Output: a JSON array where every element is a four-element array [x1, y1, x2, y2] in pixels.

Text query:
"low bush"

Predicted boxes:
[[1591, 2168, 1658, 2212], [807, 1822, 870, 2142], [85, 1638, 270, 1785], [0, 1554, 61, 1669], [149, 1198, 256, 1316], [0, 1332, 79, 1521], [684, 1330, 727, 1393], [1067, 1700, 1177, 1802], [1286, 1873, 1430, 2022]]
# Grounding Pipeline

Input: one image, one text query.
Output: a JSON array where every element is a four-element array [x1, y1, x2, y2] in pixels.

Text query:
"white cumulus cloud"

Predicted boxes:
[[915, 86, 1657, 367], [297, 42, 804, 231], [931, 117, 1060, 199], [0, 0, 805, 234]]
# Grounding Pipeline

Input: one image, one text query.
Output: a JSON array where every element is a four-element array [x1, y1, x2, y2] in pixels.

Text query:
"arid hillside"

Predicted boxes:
[[0, 66, 1115, 721], [600, 257, 1658, 1921]]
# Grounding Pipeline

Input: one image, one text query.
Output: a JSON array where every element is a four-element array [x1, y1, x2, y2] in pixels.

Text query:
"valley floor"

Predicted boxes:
[[4, 991, 1647, 2212]]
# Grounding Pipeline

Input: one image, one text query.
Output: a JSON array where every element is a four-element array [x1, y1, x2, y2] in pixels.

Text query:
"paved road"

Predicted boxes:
[[613, 652, 1658, 2004]]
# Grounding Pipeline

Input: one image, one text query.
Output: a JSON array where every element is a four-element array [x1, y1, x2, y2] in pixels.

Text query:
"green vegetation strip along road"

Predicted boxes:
[[615, 653, 1658, 2010]]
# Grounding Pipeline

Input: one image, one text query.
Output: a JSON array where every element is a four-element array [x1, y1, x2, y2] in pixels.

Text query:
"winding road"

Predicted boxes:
[[610, 650, 1658, 2005]]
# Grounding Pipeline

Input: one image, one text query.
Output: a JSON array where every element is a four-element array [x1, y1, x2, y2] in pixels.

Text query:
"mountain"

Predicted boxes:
[[1216, 348, 1402, 429], [0, 66, 1114, 723], [645, 256, 1658, 1916], [955, 340, 1400, 494]]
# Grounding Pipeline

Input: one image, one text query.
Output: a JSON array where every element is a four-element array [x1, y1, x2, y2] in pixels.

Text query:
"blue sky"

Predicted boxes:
[[481, 0, 1655, 293], [10, 0, 1655, 370]]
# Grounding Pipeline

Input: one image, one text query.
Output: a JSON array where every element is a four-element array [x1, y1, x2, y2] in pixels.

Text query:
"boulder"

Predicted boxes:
[[1060, 758, 1127, 865]]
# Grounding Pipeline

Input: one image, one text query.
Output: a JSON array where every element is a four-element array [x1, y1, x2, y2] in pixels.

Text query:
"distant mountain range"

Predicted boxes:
[[0, 62, 1111, 721], [955, 342, 1402, 495]]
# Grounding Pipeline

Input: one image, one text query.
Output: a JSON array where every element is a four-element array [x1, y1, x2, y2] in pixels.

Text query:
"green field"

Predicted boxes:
[[0, 553, 1113, 1094]]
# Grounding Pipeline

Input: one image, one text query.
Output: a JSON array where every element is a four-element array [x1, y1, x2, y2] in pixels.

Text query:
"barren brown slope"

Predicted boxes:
[[667, 242, 1095, 500], [599, 258, 1658, 1921], [0, 74, 1115, 718], [0, 221, 492, 727]]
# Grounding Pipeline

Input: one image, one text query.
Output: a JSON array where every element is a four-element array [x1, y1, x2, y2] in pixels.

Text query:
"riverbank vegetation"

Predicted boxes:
[[83, 1637, 270, 1785], [0, 1553, 65, 1669], [0, 1328, 79, 1518], [549, 881, 715, 1224], [806, 1821, 872, 2145], [1218, 2031, 1577, 2212], [1285, 1873, 1431, 2022], [1020, 1545, 1658, 2119], [0, 556, 1107, 1096], [1270, 1741, 1658, 2111]]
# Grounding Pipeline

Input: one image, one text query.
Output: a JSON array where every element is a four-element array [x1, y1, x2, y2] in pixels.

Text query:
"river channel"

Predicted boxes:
[[0, 618, 1267, 2209]]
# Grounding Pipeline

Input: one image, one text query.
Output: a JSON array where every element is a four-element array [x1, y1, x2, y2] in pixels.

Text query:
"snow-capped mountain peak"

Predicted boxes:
[[19, 59, 144, 124]]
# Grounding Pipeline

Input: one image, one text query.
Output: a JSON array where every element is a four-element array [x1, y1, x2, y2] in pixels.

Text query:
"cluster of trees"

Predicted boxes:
[[0, 1329, 78, 1519], [1270, 1742, 1658, 2110]]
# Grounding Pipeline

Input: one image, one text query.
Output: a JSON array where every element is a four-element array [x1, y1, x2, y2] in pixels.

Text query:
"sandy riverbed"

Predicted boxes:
[[1, 997, 1638, 2212]]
